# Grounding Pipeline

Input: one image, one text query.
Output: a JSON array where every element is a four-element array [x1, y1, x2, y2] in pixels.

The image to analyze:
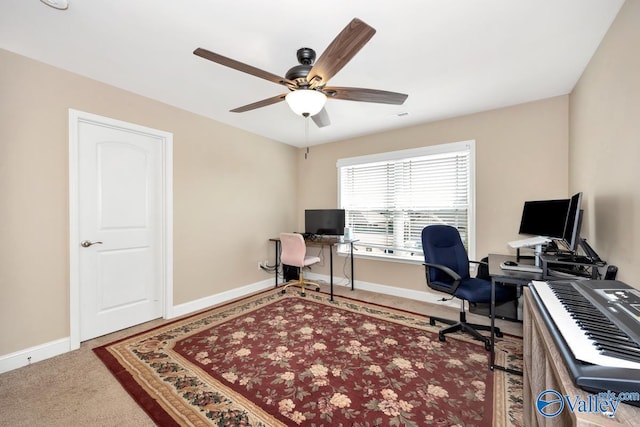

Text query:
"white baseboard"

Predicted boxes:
[[0, 337, 71, 375], [166, 278, 274, 319], [305, 273, 460, 309]]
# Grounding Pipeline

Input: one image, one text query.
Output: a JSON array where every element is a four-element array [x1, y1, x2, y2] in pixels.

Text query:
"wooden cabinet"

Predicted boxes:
[[523, 288, 640, 426]]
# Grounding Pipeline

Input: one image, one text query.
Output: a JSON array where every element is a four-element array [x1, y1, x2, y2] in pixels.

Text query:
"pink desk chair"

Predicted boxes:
[[279, 232, 321, 296]]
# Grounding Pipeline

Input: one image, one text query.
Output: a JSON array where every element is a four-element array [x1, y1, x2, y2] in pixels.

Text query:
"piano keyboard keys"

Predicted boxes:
[[530, 280, 640, 370], [548, 282, 640, 365], [529, 280, 640, 404]]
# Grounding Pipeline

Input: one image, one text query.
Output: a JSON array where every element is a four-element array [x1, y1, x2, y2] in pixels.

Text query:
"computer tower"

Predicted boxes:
[[283, 264, 300, 282], [469, 297, 520, 321]]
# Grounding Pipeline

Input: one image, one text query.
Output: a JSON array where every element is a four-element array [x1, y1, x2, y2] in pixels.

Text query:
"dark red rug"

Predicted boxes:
[[94, 289, 522, 426]]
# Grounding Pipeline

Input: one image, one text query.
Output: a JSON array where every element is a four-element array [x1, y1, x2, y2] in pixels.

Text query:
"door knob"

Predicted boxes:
[[80, 240, 103, 248]]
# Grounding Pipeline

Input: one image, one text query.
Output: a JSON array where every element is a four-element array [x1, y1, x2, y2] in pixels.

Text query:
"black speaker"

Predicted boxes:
[[476, 257, 490, 280], [604, 265, 618, 280], [469, 299, 519, 321]]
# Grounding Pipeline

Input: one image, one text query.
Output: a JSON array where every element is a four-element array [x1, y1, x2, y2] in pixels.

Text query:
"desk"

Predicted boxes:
[[488, 253, 543, 374], [269, 237, 356, 301]]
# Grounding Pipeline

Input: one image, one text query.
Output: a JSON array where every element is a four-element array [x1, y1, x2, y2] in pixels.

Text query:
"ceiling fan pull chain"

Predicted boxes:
[[304, 117, 310, 159]]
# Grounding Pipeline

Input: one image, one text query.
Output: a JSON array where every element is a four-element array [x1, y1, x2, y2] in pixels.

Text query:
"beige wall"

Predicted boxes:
[[569, 0, 640, 285], [0, 49, 297, 355], [296, 96, 569, 292]]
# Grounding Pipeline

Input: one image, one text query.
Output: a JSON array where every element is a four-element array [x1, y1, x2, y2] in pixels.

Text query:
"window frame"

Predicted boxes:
[[336, 140, 476, 263]]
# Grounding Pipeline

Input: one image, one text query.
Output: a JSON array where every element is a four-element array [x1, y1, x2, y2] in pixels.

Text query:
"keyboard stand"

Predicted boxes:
[[499, 262, 543, 273]]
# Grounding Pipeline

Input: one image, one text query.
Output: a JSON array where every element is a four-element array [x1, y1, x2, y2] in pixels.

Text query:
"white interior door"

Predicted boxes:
[[71, 111, 172, 342]]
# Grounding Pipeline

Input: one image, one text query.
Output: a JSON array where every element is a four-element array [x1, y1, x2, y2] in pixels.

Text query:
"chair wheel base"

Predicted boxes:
[[429, 314, 500, 351], [280, 287, 307, 297]]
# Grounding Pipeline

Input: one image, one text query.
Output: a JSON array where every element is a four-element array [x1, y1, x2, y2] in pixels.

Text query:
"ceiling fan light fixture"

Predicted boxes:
[[40, 0, 69, 10], [285, 89, 327, 117]]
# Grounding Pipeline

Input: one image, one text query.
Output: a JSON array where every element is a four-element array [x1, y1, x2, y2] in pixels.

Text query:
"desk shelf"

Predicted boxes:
[[540, 254, 602, 280]]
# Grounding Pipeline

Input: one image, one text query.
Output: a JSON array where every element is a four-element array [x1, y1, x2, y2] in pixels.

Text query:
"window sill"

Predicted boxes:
[[337, 248, 423, 266]]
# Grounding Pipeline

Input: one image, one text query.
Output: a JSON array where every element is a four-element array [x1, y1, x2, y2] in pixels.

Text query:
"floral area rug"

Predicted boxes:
[[95, 289, 523, 426]]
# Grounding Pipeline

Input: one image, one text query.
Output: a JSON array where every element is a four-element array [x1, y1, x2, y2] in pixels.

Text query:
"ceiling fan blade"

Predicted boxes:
[[307, 18, 376, 88], [323, 87, 408, 105], [194, 48, 294, 87], [230, 94, 287, 113], [311, 108, 330, 128]]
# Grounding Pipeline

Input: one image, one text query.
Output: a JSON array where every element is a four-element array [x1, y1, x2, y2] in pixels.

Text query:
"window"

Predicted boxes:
[[337, 140, 475, 262]]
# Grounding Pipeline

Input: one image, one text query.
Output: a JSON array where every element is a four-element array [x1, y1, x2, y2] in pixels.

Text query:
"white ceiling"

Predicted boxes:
[[1, 0, 625, 147]]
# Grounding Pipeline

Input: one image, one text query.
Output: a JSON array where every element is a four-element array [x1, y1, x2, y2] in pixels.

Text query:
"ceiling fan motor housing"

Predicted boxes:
[[285, 65, 312, 82], [285, 47, 316, 84]]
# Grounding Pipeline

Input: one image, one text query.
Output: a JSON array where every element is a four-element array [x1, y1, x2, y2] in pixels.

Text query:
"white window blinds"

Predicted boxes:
[[337, 141, 474, 261]]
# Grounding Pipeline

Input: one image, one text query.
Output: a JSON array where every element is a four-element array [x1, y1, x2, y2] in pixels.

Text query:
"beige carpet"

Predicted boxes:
[[0, 284, 523, 426]]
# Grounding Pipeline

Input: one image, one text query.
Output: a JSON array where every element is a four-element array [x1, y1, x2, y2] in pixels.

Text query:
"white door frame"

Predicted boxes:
[[68, 109, 173, 350]]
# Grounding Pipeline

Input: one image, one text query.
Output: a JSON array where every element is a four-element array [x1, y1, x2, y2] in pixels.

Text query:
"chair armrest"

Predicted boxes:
[[469, 260, 488, 267], [423, 262, 462, 294], [423, 262, 461, 281]]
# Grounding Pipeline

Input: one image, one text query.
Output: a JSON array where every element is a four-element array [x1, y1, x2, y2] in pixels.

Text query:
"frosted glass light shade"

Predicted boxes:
[[41, 0, 69, 9], [285, 89, 327, 116]]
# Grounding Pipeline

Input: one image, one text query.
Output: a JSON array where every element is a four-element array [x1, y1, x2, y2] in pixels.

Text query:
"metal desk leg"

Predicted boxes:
[[350, 242, 354, 291], [490, 278, 496, 369], [274, 240, 280, 288], [490, 278, 523, 375], [273, 240, 279, 288], [330, 245, 334, 301]]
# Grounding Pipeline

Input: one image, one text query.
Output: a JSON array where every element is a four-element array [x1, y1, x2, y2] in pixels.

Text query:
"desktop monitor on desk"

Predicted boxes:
[[512, 192, 603, 269], [515, 192, 583, 253], [513, 198, 570, 265], [518, 198, 570, 239], [304, 209, 345, 237], [561, 192, 582, 252], [556, 192, 604, 265]]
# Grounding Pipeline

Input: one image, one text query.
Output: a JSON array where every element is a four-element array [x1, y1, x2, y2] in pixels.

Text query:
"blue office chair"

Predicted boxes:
[[421, 225, 517, 350]]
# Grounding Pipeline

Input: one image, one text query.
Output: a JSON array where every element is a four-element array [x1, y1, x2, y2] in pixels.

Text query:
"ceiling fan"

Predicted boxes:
[[193, 18, 408, 128]]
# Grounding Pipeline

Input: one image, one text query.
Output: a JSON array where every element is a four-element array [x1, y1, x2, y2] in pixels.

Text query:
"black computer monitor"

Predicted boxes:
[[518, 198, 570, 239], [562, 192, 583, 252], [305, 209, 345, 236]]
